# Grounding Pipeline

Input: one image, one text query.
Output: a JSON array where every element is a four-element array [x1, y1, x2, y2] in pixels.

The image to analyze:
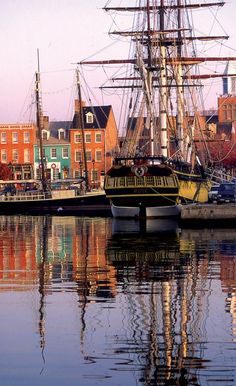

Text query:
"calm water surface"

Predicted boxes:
[[0, 215, 235, 386]]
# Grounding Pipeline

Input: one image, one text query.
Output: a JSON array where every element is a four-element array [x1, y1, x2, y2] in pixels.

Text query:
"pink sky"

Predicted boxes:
[[0, 0, 236, 125]]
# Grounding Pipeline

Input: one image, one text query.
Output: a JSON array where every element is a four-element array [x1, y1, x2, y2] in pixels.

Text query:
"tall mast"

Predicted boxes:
[[35, 49, 47, 192], [146, 0, 155, 156], [176, 0, 185, 158], [76, 68, 89, 191], [159, 0, 168, 157], [79, 1, 236, 161]]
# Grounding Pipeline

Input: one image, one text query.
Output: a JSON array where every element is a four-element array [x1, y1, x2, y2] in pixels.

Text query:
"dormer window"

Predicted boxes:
[[58, 128, 65, 140], [42, 130, 49, 140], [86, 112, 94, 124]]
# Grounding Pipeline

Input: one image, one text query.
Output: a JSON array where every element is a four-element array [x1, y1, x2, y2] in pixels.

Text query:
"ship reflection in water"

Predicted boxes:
[[0, 216, 235, 386]]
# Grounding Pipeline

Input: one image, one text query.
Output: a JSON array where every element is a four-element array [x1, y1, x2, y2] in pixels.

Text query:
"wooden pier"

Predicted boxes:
[[180, 203, 236, 223]]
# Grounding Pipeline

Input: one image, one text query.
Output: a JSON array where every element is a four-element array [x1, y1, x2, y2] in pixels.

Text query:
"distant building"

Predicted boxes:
[[70, 100, 118, 188], [218, 95, 236, 124], [34, 116, 71, 180], [0, 123, 36, 179], [0, 100, 118, 185], [219, 61, 236, 123]]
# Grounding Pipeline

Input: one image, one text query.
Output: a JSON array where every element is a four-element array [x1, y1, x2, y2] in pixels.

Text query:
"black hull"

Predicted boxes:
[[0, 193, 111, 216], [110, 196, 179, 208], [106, 186, 179, 208]]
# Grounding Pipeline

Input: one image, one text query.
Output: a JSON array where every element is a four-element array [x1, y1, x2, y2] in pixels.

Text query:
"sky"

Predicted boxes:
[[0, 0, 114, 123], [1, 0, 236, 125]]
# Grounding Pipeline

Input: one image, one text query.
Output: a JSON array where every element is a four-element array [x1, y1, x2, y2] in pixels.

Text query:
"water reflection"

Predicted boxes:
[[0, 215, 235, 386], [111, 217, 180, 235]]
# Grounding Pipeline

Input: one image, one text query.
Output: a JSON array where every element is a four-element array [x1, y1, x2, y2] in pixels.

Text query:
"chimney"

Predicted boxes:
[[75, 99, 86, 113], [43, 116, 50, 130]]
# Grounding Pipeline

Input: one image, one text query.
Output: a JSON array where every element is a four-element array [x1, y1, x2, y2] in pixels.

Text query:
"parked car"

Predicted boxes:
[[217, 182, 236, 203], [208, 184, 220, 202]]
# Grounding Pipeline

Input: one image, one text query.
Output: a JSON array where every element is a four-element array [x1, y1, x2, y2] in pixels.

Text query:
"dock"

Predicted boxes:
[[181, 203, 236, 223]]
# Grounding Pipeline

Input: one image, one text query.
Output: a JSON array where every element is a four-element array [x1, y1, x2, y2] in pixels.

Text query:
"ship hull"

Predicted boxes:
[[104, 160, 180, 219], [176, 171, 211, 203], [104, 157, 212, 218], [111, 202, 180, 218], [0, 191, 111, 216]]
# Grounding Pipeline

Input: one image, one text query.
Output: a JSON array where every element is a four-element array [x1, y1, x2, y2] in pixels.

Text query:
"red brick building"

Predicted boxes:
[[218, 95, 236, 124], [0, 123, 36, 179], [70, 100, 118, 188], [0, 101, 119, 185]]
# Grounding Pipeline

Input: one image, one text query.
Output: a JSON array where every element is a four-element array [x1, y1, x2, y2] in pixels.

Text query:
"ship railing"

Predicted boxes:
[[206, 168, 236, 184], [105, 175, 179, 189], [0, 191, 51, 201]]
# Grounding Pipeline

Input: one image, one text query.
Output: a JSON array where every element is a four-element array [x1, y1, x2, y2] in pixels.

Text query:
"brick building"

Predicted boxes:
[[0, 101, 118, 186], [217, 61, 236, 139], [0, 123, 36, 179], [70, 100, 118, 188]]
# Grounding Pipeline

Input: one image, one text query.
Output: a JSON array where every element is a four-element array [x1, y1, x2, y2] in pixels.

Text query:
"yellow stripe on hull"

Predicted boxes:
[[106, 193, 178, 198]]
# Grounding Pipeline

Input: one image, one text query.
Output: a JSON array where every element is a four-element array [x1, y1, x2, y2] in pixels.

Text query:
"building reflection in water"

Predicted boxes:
[[0, 215, 235, 385]]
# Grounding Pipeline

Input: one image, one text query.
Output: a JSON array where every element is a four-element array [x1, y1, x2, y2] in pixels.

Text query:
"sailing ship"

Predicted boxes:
[[0, 55, 111, 216], [79, 0, 236, 218]]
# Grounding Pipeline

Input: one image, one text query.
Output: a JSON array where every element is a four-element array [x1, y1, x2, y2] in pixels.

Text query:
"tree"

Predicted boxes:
[[207, 138, 236, 169], [0, 163, 13, 180]]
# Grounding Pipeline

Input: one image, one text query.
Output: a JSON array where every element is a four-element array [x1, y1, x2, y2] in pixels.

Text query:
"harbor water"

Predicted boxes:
[[0, 215, 235, 385]]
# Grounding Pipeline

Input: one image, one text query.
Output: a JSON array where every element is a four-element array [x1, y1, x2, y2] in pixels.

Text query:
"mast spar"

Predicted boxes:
[[35, 49, 47, 193], [159, 0, 168, 158], [78, 1, 236, 162], [99, 0, 231, 217], [175, 0, 185, 159], [76, 68, 89, 191]]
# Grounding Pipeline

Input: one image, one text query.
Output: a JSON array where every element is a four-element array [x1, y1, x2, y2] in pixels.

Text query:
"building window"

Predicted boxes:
[[95, 133, 102, 143], [58, 129, 65, 140], [74, 170, 80, 179], [51, 148, 57, 158], [62, 148, 69, 158], [86, 151, 92, 161], [96, 150, 102, 161], [222, 104, 234, 121], [24, 149, 30, 163], [13, 150, 18, 162], [222, 105, 227, 121], [24, 132, 30, 143], [38, 148, 46, 160], [86, 112, 94, 124], [12, 132, 18, 144], [227, 105, 232, 121], [91, 169, 98, 182], [1, 149, 7, 163], [75, 133, 81, 143], [75, 151, 82, 162], [52, 168, 59, 180], [42, 130, 49, 140], [1, 132, 7, 144], [85, 133, 91, 143]]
